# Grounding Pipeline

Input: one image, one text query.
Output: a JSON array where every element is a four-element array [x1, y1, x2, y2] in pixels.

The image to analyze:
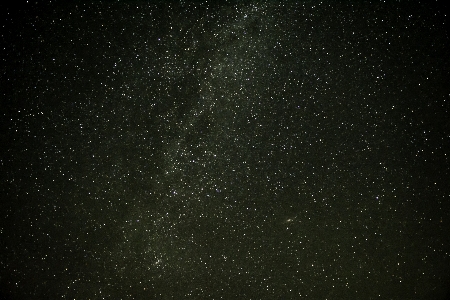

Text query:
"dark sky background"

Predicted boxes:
[[1, 1, 449, 299]]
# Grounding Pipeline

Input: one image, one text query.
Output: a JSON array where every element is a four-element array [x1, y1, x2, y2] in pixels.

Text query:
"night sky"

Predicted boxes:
[[1, 1, 450, 299]]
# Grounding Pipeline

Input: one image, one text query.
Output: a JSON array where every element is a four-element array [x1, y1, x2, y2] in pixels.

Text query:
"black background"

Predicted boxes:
[[1, 1, 449, 299]]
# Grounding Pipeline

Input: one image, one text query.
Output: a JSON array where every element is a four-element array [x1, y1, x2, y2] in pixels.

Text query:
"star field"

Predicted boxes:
[[1, 1, 449, 299]]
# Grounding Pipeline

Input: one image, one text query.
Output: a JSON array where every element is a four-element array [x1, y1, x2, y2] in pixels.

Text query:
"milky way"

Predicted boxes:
[[1, 1, 449, 298]]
